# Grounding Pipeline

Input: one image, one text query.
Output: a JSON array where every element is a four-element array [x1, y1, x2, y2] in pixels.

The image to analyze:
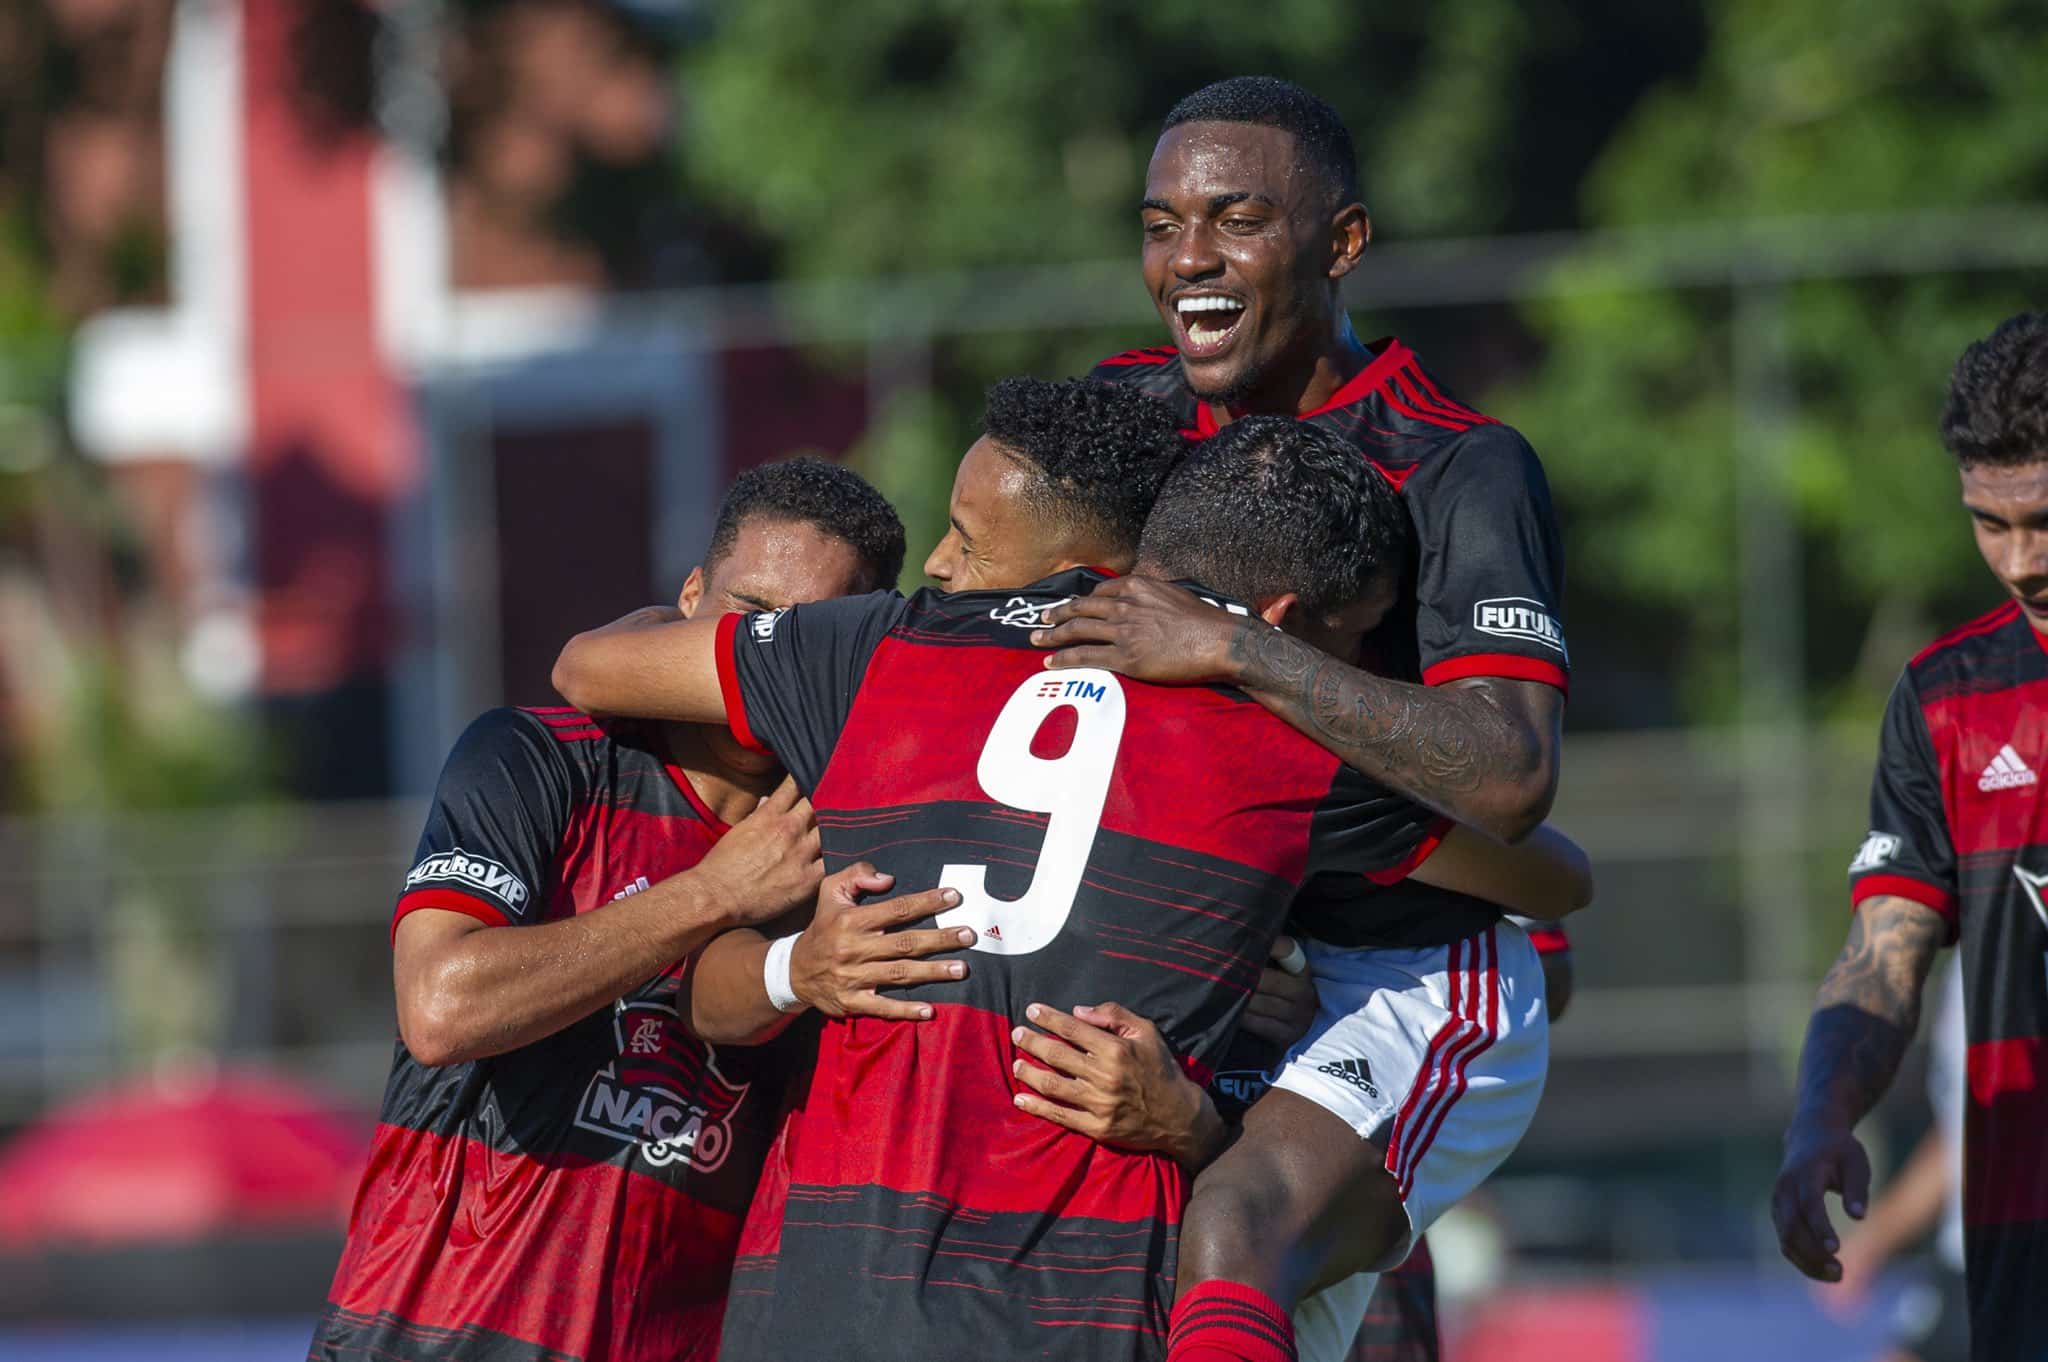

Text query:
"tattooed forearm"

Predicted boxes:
[[1792, 896, 1947, 1129], [1227, 621, 1550, 836]]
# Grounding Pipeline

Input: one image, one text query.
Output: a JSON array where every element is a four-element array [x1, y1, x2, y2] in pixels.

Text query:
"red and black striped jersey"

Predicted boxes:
[[1091, 341, 1568, 959], [1847, 600, 2048, 1355], [310, 708, 803, 1362], [710, 570, 1450, 1362], [1348, 1238, 1439, 1362], [1091, 338, 1568, 695]]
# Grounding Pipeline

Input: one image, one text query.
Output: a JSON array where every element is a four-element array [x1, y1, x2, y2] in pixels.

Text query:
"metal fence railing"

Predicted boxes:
[[0, 724, 1877, 1135]]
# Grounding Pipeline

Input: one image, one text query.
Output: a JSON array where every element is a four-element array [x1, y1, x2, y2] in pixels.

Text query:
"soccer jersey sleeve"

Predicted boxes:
[[1305, 768, 1452, 879], [1507, 917, 1573, 956], [715, 590, 911, 792], [1849, 670, 1958, 939], [392, 708, 578, 937], [1400, 424, 1569, 693]]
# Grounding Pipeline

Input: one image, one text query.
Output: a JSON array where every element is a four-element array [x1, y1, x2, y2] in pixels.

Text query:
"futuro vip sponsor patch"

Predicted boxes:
[[405, 848, 530, 911], [1471, 597, 1567, 656], [1849, 831, 1901, 873]]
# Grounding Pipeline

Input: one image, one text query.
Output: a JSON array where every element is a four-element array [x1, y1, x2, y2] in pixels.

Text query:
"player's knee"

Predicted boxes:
[[1179, 1158, 1303, 1297]]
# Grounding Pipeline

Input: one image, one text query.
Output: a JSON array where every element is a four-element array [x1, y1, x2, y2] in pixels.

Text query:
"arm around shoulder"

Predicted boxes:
[[1407, 820, 1591, 919], [552, 607, 732, 723]]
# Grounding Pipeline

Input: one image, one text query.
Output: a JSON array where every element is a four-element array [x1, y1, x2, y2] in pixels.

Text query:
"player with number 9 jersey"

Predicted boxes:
[[710, 566, 1450, 1361]]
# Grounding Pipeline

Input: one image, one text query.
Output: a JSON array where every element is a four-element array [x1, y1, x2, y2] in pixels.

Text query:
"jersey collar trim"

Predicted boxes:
[[1192, 337, 1415, 436], [661, 752, 733, 836]]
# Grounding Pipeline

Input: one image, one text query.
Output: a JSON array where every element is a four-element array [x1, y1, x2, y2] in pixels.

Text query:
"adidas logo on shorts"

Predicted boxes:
[[1316, 1057, 1381, 1100]]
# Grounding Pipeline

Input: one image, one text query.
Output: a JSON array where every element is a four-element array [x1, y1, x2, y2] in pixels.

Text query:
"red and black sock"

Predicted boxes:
[[1165, 1280, 1297, 1362]]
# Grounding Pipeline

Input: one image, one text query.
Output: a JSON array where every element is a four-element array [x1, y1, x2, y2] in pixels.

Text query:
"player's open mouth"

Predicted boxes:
[[1173, 293, 1247, 359]]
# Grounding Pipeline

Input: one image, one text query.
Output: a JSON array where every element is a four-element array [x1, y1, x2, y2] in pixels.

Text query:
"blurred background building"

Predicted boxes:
[[1, 0, 2044, 1357]]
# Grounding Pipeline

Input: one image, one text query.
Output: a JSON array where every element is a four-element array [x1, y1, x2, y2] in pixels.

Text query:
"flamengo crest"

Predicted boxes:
[[574, 998, 749, 1172]]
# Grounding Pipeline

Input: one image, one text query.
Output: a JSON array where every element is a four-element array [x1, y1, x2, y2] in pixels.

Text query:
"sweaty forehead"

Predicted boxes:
[[711, 516, 866, 606], [1960, 460, 2048, 512], [955, 438, 1046, 528], [1146, 121, 1310, 206]]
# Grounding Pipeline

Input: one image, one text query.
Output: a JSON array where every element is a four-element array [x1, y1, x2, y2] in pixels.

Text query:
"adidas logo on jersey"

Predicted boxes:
[[1979, 744, 2038, 792], [1315, 1057, 1381, 1099]]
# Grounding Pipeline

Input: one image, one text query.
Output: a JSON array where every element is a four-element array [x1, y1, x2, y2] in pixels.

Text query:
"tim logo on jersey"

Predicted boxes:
[[575, 999, 749, 1172]]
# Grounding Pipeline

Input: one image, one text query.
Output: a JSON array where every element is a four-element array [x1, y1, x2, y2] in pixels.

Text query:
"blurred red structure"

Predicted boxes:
[[0, 1068, 369, 1248]]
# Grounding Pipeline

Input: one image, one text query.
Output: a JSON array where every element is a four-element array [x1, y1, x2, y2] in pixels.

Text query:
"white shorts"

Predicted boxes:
[[1275, 921, 1549, 1358], [1291, 1270, 1382, 1362]]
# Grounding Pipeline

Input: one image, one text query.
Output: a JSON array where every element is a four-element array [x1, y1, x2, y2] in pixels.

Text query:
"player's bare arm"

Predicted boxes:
[[1411, 823, 1593, 919], [1032, 576, 1562, 842], [393, 781, 819, 1066], [684, 863, 972, 1045], [1771, 894, 1946, 1283], [551, 607, 731, 723]]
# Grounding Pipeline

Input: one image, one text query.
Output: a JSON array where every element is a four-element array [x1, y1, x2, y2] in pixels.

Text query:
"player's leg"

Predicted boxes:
[[1167, 1089, 1405, 1362], [1168, 923, 1547, 1362]]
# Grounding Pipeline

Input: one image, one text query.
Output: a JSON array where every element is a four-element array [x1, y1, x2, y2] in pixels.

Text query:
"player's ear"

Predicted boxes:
[[1328, 203, 1370, 282], [677, 566, 706, 619], [1254, 591, 1301, 632]]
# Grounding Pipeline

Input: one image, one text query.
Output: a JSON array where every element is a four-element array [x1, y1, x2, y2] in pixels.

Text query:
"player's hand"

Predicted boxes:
[[791, 862, 970, 1021], [1011, 1001, 1222, 1170], [1772, 1120, 1872, 1283], [1238, 935, 1319, 1049], [697, 778, 823, 926], [1031, 577, 1241, 683]]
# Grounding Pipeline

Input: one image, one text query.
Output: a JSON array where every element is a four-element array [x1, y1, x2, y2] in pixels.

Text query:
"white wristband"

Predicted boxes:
[[763, 933, 804, 1013], [1273, 937, 1309, 977]]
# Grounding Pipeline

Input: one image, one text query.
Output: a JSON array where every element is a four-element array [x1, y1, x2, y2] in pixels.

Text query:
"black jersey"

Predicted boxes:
[[1847, 601, 2048, 1356], [1091, 340, 1565, 958], [1091, 338, 1568, 695], [710, 570, 1448, 1362], [311, 708, 801, 1362]]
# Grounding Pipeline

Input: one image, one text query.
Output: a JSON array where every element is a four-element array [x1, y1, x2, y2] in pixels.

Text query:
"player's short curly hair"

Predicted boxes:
[[1942, 312, 2048, 469], [1137, 415, 1409, 617], [705, 455, 906, 592], [1163, 76, 1360, 209], [979, 377, 1188, 558]]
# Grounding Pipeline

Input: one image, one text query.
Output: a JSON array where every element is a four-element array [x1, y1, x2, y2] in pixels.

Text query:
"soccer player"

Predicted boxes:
[[1772, 312, 2048, 1356], [309, 459, 958, 1362], [1028, 77, 1573, 1361], [555, 403, 1576, 1361]]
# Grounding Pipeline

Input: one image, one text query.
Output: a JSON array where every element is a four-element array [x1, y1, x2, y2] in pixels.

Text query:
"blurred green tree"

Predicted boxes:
[[679, 0, 1706, 595], [1510, 0, 2048, 718]]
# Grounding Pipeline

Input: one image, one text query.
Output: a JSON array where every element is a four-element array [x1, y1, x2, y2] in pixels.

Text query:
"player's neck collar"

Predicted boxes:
[[1189, 337, 1411, 435]]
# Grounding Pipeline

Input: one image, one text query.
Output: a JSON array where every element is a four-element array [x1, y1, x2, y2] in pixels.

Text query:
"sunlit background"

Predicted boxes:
[[1, 1, 2042, 1357]]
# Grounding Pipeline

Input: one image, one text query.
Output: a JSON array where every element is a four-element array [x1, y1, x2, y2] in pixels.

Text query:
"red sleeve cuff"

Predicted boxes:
[[1422, 653, 1569, 695], [715, 612, 770, 754], [1366, 815, 1456, 886], [1851, 874, 1960, 942], [1524, 924, 1573, 956], [391, 887, 512, 943]]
